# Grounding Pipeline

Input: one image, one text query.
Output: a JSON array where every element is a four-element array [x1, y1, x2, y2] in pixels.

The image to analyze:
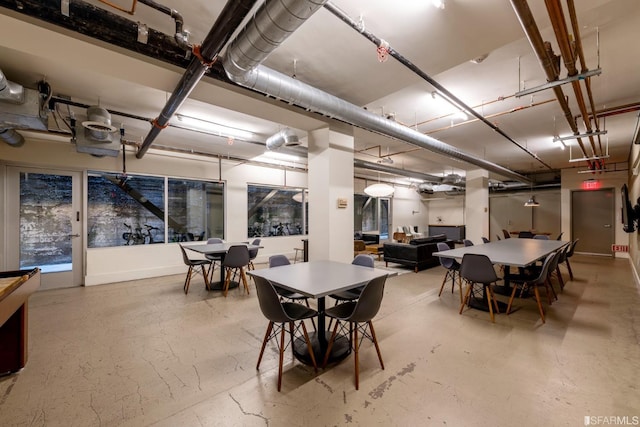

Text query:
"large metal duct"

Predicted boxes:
[[223, 0, 530, 184], [0, 68, 47, 147], [0, 69, 24, 104], [0, 128, 25, 147], [354, 159, 444, 184]]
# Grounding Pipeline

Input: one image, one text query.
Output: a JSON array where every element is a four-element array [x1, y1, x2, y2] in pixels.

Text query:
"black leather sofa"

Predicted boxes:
[[383, 234, 454, 272], [354, 232, 380, 245]]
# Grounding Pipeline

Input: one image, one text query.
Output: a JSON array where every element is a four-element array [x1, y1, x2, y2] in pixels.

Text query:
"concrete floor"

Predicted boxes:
[[1, 254, 639, 426]]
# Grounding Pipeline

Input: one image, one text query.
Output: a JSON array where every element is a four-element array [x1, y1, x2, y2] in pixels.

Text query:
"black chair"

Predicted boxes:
[[518, 231, 534, 238], [254, 276, 318, 392], [556, 232, 564, 241], [436, 241, 462, 303], [533, 234, 549, 240], [563, 239, 579, 280], [268, 255, 315, 330], [481, 237, 490, 244], [178, 244, 211, 294], [463, 239, 474, 247], [459, 254, 501, 323], [222, 245, 250, 297], [496, 234, 502, 240], [248, 238, 261, 271], [205, 237, 224, 282], [502, 229, 511, 239], [507, 252, 556, 323], [323, 274, 387, 390], [546, 249, 564, 296], [329, 255, 375, 303]]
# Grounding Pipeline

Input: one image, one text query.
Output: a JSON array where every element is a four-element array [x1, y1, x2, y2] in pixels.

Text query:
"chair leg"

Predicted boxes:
[[354, 322, 360, 390], [303, 298, 317, 331], [566, 259, 574, 280], [533, 286, 546, 323], [485, 285, 495, 323], [459, 282, 472, 314], [184, 266, 193, 294], [277, 324, 285, 392], [488, 285, 499, 314], [240, 267, 250, 295], [201, 265, 210, 291], [300, 322, 318, 372], [438, 271, 449, 297], [369, 321, 384, 370], [556, 266, 565, 291], [507, 283, 519, 314], [223, 268, 232, 297], [322, 321, 340, 368], [457, 272, 463, 304], [256, 322, 273, 370]]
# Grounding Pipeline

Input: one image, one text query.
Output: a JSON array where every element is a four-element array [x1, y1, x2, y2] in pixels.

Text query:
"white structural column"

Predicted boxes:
[[307, 127, 354, 261], [464, 169, 489, 244]]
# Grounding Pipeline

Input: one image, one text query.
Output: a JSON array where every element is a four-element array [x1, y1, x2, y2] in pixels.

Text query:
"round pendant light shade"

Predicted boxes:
[[364, 183, 394, 197]]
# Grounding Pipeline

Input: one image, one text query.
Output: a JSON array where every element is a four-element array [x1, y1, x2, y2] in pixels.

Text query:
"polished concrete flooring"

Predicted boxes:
[[1, 254, 639, 426]]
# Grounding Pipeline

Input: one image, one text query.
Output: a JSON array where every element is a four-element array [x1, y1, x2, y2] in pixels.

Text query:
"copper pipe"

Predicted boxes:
[[510, 0, 593, 169], [425, 99, 556, 134], [545, 0, 599, 161], [567, 0, 603, 154], [578, 103, 640, 119]]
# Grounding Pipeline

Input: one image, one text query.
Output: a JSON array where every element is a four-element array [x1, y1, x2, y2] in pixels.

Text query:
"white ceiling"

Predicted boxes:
[[1, 0, 639, 184]]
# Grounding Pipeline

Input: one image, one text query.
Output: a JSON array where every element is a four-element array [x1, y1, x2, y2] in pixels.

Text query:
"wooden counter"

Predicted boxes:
[[0, 268, 40, 375]]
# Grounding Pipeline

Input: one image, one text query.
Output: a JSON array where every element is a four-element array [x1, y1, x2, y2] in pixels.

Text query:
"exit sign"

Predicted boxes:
[[582, 180, 601, 190], [612, 244, 629, 252]]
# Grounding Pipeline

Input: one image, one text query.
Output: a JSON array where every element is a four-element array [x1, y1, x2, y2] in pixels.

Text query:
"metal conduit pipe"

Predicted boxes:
[[136, 0, 258, 159], [354, 159, 445, 184], [566, 0, 603, 155], [137, 0, 190, 50], [223, 0, 531, 183], [544, 0, 600, 164], [0, 128, 25, 147], [510, 0, 594, 170], [323, 1, 552, 172]]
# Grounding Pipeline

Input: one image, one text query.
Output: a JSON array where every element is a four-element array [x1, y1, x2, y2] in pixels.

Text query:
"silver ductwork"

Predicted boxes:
[[73, 106, 120, 157], [222, 0, 530, 184], [0, 68, 48, 147], [354, 159, 444, 184], [266, 128, 300, 150]]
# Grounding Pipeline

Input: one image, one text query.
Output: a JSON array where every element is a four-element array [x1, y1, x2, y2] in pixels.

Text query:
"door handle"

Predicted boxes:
[[68, 233, 80, 238], [603, 224, 611, 228]]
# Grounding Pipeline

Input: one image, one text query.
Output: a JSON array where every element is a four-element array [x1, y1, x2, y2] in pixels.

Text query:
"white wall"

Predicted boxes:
[[1, 136, 307, 285], [426, 197, 465, 228]]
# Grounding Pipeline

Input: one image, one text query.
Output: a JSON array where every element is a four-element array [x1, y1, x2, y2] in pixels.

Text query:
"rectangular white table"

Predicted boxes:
[[184, 242, 261, 291], [433, 238, 568, 309], [248, 260, 389, 365]]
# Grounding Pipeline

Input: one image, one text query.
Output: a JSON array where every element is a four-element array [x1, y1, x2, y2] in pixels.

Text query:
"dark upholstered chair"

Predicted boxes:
[[459, 254, 501, 322], [502, 229, 511, 239], [178, 244, 211, 294], [518, 231, 534, 238], [222, 245, 250, 297], [533, 234, 549, 240], [507, 252, 556, 323], [329, 254, 375, 304], [323, 274, 387, 390], [268, 255, 315, 329], [481, 236, 490, 244], [563, 239, 579, 280], [254, 276, 318, 391], [436, 241, 462, 303], [463, 239, 474, 247]]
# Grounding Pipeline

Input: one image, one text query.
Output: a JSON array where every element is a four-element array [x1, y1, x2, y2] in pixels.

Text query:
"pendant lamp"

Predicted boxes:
[[364, 182, 394, 197]]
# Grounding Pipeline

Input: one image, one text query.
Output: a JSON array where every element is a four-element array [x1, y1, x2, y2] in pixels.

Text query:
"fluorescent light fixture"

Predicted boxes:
[[364, 183, 395, 197], [174, 114, 254, 140], [431, 0, 445, 9]]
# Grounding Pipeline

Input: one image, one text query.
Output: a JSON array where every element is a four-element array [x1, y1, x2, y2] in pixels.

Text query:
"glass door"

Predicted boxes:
[[6, 167, 83, 289]]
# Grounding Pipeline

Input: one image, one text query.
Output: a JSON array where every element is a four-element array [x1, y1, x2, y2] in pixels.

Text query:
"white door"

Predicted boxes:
[[6, 166, 83, 289]]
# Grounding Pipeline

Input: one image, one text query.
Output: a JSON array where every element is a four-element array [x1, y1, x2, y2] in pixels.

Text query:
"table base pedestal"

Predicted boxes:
[[293, 331, 350, 366], [207, 281, 240, 292]]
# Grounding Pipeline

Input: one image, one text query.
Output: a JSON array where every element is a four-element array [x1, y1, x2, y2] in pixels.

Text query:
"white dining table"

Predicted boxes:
[[433, 238, 568, 309], [248, 260, 389, 365]]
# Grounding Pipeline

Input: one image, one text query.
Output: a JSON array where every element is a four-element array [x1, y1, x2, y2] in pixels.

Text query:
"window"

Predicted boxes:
[[248, 185, 306, 237], [167, 179, 224, 242], [88, 172, 165, 247], [354, 194, 390, 240], [87, 172, 224, 248]]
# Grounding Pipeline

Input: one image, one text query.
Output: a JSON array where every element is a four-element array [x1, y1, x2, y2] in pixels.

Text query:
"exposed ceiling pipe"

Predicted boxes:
[[0, 128, 25, 147], [566, 0, 603, 154], [354, 159, 445, 184], [0, 69, 24, 104], [544, 0, 601, 166], [223, 1, 531, 184], [510, 0, 594, 170], [323, 1, 552, 172], [136, 0, 259, 159], [137, 0, 191, 50]]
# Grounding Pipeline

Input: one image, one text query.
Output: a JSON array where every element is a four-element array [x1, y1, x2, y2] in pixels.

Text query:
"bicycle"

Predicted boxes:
[[122, 223, 144, 245]]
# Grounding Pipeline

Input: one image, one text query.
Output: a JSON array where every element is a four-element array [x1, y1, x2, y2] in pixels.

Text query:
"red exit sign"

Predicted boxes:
[[582, 179, 601, 190], [612, 244, 629, 252]]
